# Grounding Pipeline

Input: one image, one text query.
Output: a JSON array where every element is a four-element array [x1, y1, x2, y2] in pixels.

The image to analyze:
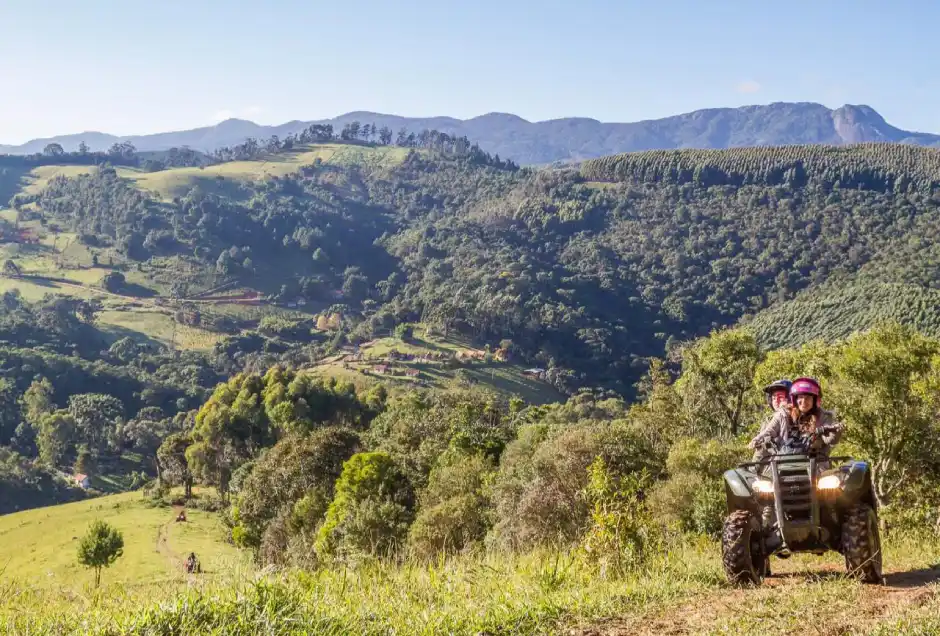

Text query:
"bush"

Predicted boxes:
[[648, 438, 744, 536], [315, 451, 415, 561], [488, 421, 662, 550], [365, 391, 510, 490], [231, 428, 360, 561], [394, 324, 414, 341], [581, 457, 656, 576], [408, 452, 494, 559]]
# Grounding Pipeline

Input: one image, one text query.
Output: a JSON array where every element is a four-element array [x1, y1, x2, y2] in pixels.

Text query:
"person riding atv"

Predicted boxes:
[[723, 377, 882, 586], [185, 552, 200, 574], [749, 379, 792, 462]]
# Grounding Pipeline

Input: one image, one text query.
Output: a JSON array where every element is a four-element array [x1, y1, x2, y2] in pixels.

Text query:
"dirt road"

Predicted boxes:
[[570, 558, 940, 635]]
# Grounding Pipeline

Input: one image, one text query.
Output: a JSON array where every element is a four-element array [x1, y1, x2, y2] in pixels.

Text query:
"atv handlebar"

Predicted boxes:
[[738, 454, 853, 470], [755, 423, 841, 452]]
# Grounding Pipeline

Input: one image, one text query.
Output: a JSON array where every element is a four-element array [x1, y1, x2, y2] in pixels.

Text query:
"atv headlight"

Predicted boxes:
[[817, 474, 842, 490], [752, 479, 774, 494]]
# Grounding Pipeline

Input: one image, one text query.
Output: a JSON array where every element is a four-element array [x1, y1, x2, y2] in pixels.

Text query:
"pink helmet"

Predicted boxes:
[[790, 377, 822, 404]]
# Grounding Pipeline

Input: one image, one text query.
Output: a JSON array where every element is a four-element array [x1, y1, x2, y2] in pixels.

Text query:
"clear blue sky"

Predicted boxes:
[[1, 0, 937, 143]]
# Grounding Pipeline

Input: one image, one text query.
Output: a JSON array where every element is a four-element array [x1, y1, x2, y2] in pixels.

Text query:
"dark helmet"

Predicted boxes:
[[762, 379, 792, 408]]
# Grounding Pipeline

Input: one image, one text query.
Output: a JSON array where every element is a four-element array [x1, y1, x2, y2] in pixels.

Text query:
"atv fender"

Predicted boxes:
[[724, 468, 759, 514], [838, 461, 876, 509]]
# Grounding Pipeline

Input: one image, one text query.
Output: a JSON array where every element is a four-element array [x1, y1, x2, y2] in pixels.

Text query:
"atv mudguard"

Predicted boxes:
[[723, 468, 760, 515], [836, 460, 877, 510]]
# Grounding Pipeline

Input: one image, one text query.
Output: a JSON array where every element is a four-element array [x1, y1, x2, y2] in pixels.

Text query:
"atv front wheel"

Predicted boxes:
[[842, 503, 883, 584], [722, 510, 765, 586]]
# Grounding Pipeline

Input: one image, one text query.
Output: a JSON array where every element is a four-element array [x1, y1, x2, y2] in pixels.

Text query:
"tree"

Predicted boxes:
[[2, 259, 21, 277], [315, 451, 415, 559], [78, 141, 89, 155], [67, 393, 124, 455], [674, 328, 762, 437], [157, 431, 194, 499], [394, 323, 413, 342], [37, 411, 75, 467], [43, 143, 65, 157], [830, 323, 940, 508], [378, 126, 393, 145], [77, 520, 124, 588], [101, 271, 125, 293], [74, 445, 96, 476]]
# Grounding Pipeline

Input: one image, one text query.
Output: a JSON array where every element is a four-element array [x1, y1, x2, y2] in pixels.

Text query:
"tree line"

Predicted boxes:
[[145, 320, 940, 572]]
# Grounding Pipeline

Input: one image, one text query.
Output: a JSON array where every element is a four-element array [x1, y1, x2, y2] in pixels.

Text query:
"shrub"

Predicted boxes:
[[231, 428, 359, 562], [648, 438, 744, 536], [581, 457, 656, 577], [488, 421, 662, 550], [315, 451, 415, 561], [408, 452, 494, 559]]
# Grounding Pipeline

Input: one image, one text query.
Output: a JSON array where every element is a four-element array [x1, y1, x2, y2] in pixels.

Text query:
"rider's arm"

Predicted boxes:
[[749, 409, 786, 448], [820, 410, 844, 446]]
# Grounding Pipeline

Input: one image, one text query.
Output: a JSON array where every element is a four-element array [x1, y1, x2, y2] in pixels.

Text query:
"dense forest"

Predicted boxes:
[[17, 141, 940, 396], [8, 139, 940, 514]]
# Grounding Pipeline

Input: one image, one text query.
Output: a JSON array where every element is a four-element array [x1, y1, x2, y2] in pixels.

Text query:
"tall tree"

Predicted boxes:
[[674, 328, 762, 437]]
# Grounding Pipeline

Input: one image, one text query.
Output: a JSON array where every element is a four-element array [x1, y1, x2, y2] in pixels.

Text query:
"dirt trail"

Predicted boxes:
[[570, 560, 940, 636], [14, 274, 263, 306], [154, 507, 185, 572]]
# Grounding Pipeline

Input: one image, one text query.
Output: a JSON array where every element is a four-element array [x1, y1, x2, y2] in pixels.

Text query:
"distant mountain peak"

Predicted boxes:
[[471, 112, 531, 123], [831, 104, 899, 144]]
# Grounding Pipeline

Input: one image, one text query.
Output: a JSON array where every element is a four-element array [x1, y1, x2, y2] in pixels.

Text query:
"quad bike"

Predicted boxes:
[[721, 426, 883, 586]]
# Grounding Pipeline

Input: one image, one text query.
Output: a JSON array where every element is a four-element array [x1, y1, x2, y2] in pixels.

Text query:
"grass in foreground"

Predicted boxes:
[[4, 525, 940, 635]]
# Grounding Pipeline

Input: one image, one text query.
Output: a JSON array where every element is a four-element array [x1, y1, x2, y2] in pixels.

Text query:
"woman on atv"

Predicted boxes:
[[748, 376, 844, 459]]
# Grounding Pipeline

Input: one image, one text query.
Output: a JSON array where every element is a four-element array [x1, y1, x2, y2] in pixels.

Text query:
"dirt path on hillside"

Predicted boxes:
[[14, 274, 263, 306], [569, 560, 940, 636], [154, 507, 185, 573]]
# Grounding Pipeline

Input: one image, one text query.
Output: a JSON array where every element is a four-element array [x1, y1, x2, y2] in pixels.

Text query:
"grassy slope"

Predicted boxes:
[[115, 143, 409, 200], [0, 490, 248, 592]]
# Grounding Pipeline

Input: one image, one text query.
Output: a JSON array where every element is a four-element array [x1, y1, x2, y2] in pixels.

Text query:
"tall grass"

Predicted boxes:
[[1, 537, 723, 635], [3, 532, 939, 634]]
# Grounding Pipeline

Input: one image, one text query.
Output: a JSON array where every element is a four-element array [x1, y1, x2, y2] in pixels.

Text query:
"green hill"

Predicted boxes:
[[11, 140, 940, 398], [745, 278, 940, 348], [115, 143, 409, 200]]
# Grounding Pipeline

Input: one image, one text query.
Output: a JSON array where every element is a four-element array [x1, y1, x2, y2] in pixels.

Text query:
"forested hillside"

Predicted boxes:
[[6, 136, 940, 512], [10, 138, 940, 396], [8, 135, 940, 632]]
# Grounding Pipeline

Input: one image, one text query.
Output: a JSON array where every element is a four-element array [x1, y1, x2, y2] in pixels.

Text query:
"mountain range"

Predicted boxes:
[[3, 102, 939, 166]]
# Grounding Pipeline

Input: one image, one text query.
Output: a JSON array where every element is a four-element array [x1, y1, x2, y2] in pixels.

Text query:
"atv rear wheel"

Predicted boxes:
[[722, 510, 766, 586], [842, 503, 883, 584]]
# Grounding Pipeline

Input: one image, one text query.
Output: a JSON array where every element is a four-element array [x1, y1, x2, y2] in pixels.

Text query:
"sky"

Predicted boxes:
[[1, 0, 938, 144]]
